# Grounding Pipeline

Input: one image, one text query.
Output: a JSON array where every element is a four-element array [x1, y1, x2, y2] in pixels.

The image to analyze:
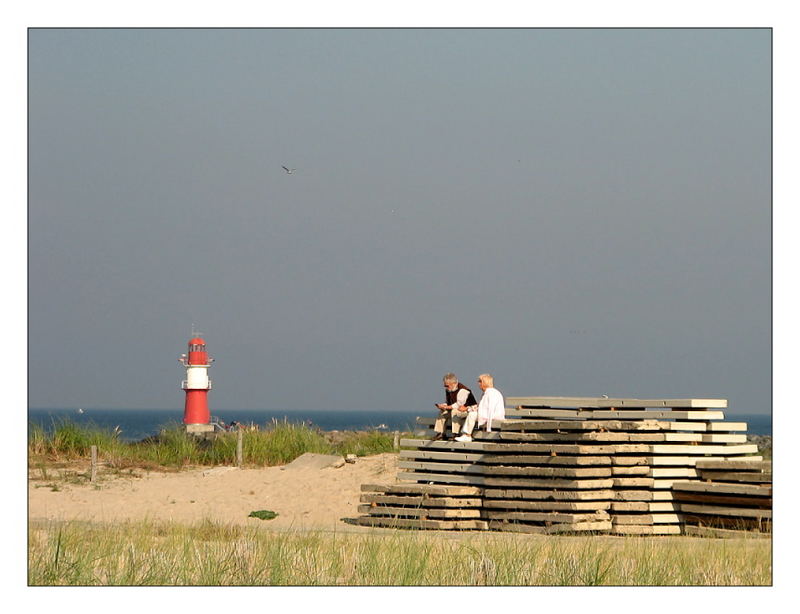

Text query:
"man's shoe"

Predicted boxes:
[[454, 434, 473, 442], [431, 433, 444, 441]]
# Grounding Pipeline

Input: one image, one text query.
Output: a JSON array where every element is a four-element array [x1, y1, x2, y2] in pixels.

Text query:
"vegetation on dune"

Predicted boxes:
[[28, 520, 772, 586], [28, 418, 402, 471]]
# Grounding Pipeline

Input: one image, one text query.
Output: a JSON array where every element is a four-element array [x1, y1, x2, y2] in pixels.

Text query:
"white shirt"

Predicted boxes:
[[477, 387, 505, 431]]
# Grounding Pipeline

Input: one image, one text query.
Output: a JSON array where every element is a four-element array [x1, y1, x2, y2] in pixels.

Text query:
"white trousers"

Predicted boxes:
[[434, 408, 478, 436]]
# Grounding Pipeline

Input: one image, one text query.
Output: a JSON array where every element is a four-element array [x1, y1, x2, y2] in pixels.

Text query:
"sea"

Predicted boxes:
[[28, 407, 773, 443]]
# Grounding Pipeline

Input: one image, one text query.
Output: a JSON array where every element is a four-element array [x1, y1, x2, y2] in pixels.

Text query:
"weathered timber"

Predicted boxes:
[[482, 499, 609, 511], [477, 455, 613, 466], [670, 491, 772, 508], [613, 455, 762, 467], [355, 516, 488, 530], [396, 471, 615, 489], [360, 483, 482, 496], [610, 525, 681, 535], [681, 514, 771, 531], [695, 460, 771, 471], [360, 494, 483, 508], [611, 466, 652, 476], [696, 471, 772, 483], [611, 513, 682, 525], [357, 505, 482, 519], [496, 419, 664, 432], [647, 444, 758, 455], [399, 450, 486, 462], [397, 460, 612, 478], [487, 520, 613, 534], [506, 409, 725, 421], [683, 525, 770, 539], [677, 504, 772, 519], [482, 488, 615, 501], [505, 397, 727, 408], [484, 510, 610, 523], [402, 438, 652, 454], [672, 481, 771, 497], [610, 502, 679, 513], [614, 491, 675, 502]]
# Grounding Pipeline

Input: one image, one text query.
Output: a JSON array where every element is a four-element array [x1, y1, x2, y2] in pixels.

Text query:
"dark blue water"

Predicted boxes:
[[28, 408, 425, 442], [28, 408, 772, 442]]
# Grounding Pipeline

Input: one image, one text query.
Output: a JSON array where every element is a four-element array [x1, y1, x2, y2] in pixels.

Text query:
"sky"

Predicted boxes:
[[27, 27, 772, 416]]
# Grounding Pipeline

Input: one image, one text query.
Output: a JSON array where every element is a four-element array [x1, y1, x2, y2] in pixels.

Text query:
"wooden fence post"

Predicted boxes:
[[393, 431, 400, 451], [90, 445, 97, 482], [236, 429, 243, 467]]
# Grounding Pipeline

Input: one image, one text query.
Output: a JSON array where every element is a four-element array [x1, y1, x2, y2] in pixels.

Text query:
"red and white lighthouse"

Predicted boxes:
[[178, 335, 214, 428]]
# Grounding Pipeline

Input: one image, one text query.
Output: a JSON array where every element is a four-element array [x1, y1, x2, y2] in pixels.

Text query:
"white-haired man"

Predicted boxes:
[[455, 373, 505, 442], [433, 373, 478, 441]]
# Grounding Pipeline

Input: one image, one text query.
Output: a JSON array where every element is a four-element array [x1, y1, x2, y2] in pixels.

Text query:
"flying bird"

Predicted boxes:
[[282, 165, 295, 174]]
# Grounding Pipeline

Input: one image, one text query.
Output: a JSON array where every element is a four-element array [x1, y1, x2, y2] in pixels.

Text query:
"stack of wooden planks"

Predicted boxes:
[[673, 460, 772, 537], [355, 397, 766, 536], [356, 483, 487, 530]]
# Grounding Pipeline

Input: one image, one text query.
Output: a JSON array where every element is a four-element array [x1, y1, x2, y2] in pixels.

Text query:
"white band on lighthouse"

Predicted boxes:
[[184, 366, 211, 389]]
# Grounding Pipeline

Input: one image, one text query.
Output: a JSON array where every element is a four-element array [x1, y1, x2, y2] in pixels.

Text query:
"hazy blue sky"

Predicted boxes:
[[28, 28, 771, 416]]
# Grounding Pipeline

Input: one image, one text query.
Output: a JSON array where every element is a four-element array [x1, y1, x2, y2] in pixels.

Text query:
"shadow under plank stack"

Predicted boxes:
[[356, 397, 769, 536]]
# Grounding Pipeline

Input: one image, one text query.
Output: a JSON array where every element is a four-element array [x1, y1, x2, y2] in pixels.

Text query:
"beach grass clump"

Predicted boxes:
[[329, 430, 395, 457], [28, 520, 772, 586], [30, 418, 396, 469]]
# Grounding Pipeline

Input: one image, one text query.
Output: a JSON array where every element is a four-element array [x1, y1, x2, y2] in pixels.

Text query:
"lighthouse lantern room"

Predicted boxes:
[[178, 334, 215, 434]]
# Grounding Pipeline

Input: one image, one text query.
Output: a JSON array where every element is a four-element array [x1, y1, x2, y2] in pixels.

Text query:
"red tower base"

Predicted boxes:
[[184, 389, 211, 425]]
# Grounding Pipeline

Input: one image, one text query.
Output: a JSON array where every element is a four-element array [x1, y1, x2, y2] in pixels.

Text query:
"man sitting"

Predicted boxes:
[[433, 372, 478, 441], [455, 373, 505, 442]]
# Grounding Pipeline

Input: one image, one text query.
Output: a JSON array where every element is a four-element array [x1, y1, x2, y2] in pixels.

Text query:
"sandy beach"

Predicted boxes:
[[29, 453, 400, 532]]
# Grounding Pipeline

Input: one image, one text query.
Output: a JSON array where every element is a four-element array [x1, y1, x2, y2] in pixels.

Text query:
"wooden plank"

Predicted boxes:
[[672, 481, 771, 497], [677, 504, 772, 519], [611, 525, 681, 535], [397, 460, 612, 478], [488, 520, 613, 534], [683, 525, 771, 539], [360, 494, 483, 508], [482, 488, 615, 501], [705, 422, 748, 432], [648, 444, 758, 455], [697, 471, 772, 483], [483, 499, 609, 511], [671, 491, 772, 508], [355, 516, 488, 530], [402, 438, 653, 454], [699, 434, 748, 444], [484, 510, 610, 523], [611, 467, 652, 476], [497, 419, 664, 432], [696, 460, 771, 471], [506, 397, 727, 408], [505, 408, 586, 419], [611, 514, 682, 525], [360, 483, 482, 496], [396, 471, 615, 489], [611, 502, 679, 513], [589, 410, 725, 421], [358, 505, 482, 519], [478, 455, 613, 466], [399, 450, 486, 462], [614, 491, 675, 502], [614, 455, 759, 467]]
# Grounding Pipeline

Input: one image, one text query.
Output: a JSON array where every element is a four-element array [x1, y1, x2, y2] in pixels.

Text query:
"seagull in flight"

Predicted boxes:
[[282, 165, 296, 174]]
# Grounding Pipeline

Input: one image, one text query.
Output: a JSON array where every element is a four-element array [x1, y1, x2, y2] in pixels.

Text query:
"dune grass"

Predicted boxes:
[[28, 519, 771, 586], [28, 418, 399, 470]]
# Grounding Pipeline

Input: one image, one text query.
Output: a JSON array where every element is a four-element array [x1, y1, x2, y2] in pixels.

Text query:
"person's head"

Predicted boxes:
[[443, 373, 458, 391], [477, 373, 494, 391]]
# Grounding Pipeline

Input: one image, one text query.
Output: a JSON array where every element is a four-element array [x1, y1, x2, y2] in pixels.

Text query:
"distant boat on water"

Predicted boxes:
[[77, 408, 84, 414]]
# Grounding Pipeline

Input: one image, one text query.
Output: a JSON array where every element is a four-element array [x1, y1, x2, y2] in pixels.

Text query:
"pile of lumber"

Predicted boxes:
[[674, 460, 772, 537], [356, 483, 487, 530], [354, 397, 767, 536]]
